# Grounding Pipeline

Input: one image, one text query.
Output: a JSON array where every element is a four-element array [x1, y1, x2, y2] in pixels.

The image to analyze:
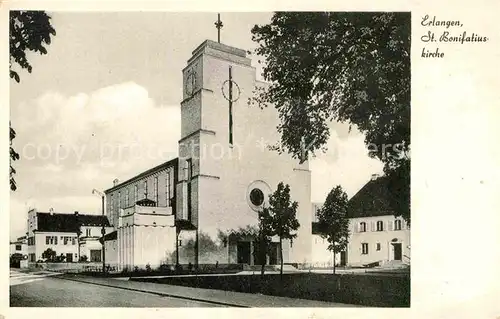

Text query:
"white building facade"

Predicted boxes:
[[26, 209, 113, 263]]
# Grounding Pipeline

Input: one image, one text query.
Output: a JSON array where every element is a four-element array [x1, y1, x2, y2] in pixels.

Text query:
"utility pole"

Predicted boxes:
[[93, 189, 106, 274]]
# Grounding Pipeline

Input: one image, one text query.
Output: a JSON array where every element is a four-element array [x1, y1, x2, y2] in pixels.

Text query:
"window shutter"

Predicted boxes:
[[388, 220, 394, 231]]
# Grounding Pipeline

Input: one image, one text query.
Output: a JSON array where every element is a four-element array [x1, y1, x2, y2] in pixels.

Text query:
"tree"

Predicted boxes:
[[250, 12, 410, 223], [267, 182, 300, 278], [41, 248, 56, 262], [9, 11, 56, 191], [317, 185, 350, 274]]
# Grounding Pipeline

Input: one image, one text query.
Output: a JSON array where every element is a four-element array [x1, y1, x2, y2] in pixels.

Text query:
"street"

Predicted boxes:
[[10, 274, 222, 307], [9, 270, 360, 307]]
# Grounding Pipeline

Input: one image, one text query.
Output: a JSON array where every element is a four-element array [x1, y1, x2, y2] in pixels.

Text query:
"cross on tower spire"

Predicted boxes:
[[214, 13, 223, 43]]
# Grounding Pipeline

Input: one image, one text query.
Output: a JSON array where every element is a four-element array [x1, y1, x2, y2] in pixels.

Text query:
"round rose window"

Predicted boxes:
[[249, 188, 264, 206]]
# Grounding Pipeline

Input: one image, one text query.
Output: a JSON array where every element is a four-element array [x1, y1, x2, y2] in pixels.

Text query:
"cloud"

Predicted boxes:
[[310, 132, 384, 202], [10, 82, 181, 239]]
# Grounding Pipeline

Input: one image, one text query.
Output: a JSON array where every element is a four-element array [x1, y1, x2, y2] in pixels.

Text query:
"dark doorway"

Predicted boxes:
[[253, 241, 266, 265], [268, 242, 278, 265], [90, 249, 102, 262], [66, 253, 73, 263], [393, 243, 402, 261], [237, 241, 251, 264], [340, 251, 347, 266]]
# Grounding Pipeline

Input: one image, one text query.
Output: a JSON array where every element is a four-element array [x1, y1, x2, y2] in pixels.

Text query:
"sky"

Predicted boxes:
[[9, 12, 383, 240]]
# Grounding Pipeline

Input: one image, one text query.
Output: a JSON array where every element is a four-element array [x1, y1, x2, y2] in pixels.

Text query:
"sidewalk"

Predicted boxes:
[[58, 274, 362, 307]]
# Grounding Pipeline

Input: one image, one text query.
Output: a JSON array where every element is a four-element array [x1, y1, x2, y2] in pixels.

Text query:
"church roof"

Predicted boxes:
[[36, 212, 110, 233], [347, 176, 394, 218], [105, 158, 178, 193]]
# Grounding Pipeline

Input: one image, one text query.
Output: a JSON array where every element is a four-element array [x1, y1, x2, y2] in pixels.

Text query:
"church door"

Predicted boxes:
[[340, 251, 347, 266], [268, 243, 278, 265], [237, 241, 251, 264]]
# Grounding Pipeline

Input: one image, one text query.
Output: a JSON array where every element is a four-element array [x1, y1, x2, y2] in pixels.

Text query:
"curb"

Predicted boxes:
[[54, 275, 248, 308]]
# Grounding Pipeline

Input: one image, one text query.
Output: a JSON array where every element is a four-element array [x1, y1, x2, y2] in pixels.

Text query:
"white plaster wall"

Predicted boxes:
[[104, 239, 118, 266], [347, 215, 410, 266], [34, 232, 78, 261], [178, 43, 312, 264]]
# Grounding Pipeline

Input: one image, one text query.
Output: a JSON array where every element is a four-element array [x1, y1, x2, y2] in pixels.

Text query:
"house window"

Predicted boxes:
[[376, 221, 384, 231], [359, 222, 367, 232], [64, 237, 69, 245], [72, 237, 76, 245], [144, 180, 148, 199], [54, 236, 58, 245], [376, 243, 381, 251], [395, 219, 402, 230], [16, 245, 22, 251], [46, 236, 50, 245], [86, 229, 91, 237], [154, 176, 159, 205], [178, 240, 182, 247], [166, 171, 171, 206], [361, 243, 369, 255], [110, 194, 114, 216]]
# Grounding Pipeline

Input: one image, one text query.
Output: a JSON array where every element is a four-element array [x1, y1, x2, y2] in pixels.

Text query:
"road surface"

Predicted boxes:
[[10, 273, 222, 307]]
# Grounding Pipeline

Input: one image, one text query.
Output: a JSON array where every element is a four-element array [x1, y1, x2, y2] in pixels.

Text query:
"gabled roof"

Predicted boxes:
[[36, 212, 110, 233], [347, 176, 394, 218]]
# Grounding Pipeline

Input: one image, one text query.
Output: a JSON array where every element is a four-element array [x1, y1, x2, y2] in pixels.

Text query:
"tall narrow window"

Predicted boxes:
[[186, 159, 193, 219], [125, 189, 129, 207], [376, 221, 384, 231], [110, 194, 114, 217], [165, 171, 171, 207], [154, 176, 159, 205], [144, 180, 148, 199], [362, 243, 369, 255], [46, 236, 50, 245], [395, 219, 402, 231], [134, 184, 138, 204], [359, 222, 367, 232], [376, 243, 381, 251], [118, 191, 121, 209]]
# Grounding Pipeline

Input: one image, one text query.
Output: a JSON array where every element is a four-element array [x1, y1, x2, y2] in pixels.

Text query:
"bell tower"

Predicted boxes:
[[176, 38, 312, 266]]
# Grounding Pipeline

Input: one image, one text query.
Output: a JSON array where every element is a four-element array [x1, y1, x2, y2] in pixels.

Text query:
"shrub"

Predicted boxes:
[[145, 263, 152, 272], [79, 255, 88, 262]]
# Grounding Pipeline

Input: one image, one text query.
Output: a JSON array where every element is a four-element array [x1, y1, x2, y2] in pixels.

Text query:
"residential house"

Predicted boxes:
[[27, 209, 113, 263]]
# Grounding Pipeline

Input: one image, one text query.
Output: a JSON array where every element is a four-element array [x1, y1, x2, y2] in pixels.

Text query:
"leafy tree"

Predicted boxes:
[[267, 182, 300, 277], [250, 12, 410, 223], [317, 185, 350, 274], [41, 248, 56, 262], [9, 11, 56, 191]]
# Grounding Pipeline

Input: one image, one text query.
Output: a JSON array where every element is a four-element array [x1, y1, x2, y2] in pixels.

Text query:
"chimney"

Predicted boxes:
[[113, 178, 120, 186], [371, 174, 380, 181], [74, 211, 79, 216], [49, 208, 54, 215]]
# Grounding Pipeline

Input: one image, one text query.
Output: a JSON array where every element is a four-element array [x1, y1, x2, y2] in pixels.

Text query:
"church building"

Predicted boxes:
[[104, 39, 312, 270]]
